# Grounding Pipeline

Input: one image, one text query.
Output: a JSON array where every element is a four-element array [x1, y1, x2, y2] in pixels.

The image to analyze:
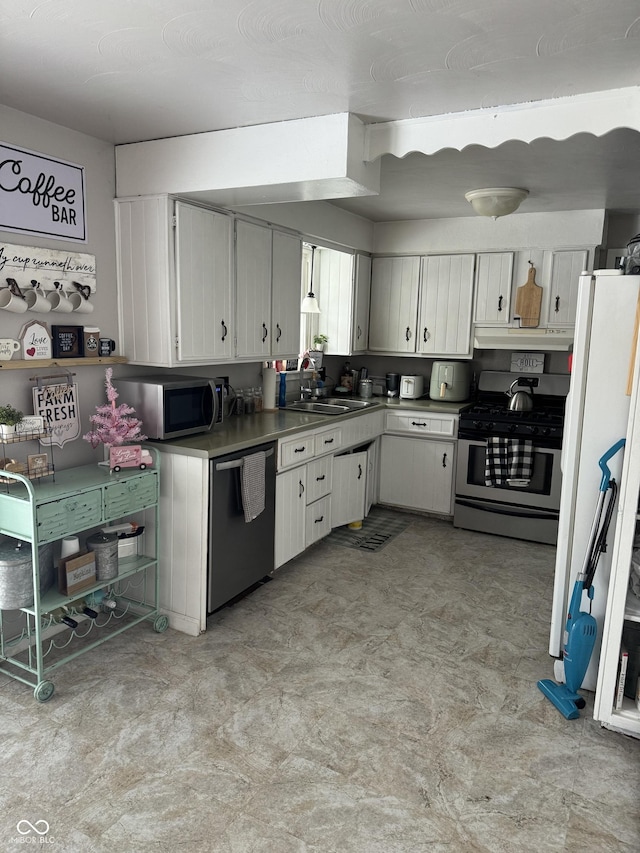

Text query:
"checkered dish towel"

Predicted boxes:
[[485, 437, 534, 487], [241, 451, 266, 522]]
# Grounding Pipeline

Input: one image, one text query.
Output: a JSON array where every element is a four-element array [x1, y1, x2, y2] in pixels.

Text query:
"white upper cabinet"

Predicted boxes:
[[418, 254, 475, 356], [473, 252, 514, 326], [271, 230, 303, 359], [316, 246, 354, 356], [236, 222, 302, 360], [115, 196, 234, 367], [175, 202, 234, 362], [352, 254, 371, 354], [544, 249, 589, 327], [235, 220, 273, 360], [368, 256, 421, 353]]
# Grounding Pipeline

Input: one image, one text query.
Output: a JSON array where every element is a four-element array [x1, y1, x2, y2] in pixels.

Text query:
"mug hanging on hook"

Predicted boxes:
[[47, 281, 73, 313], [0, 278, 28, 313], [25, 280, 51, 313], [70, 281, 94, 314]]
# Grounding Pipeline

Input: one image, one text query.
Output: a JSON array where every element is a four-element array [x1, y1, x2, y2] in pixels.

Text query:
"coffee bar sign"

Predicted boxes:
[[0, 142, 86, 242]]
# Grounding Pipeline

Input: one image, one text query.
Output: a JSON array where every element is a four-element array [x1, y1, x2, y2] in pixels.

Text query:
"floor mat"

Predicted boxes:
[[324, 508, 410, 552]]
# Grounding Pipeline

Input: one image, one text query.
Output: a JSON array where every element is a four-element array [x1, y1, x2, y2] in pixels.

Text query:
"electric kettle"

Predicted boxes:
[[507, 379, 534, 411]]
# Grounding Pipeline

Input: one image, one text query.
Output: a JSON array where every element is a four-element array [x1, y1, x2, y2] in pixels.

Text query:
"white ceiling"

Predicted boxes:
[[2, 0, 640, 220]]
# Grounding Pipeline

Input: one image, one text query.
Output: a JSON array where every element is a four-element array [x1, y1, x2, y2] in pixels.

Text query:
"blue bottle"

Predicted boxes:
[[278, 372, 287, 408]]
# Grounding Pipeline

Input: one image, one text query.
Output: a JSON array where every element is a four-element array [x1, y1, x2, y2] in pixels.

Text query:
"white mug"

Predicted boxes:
[[0, 338, 20, 360], [47, 289, 74, 313], [25, 287, 52, 313], [0, 287, 28, 313], [69, 292, 94, 314]]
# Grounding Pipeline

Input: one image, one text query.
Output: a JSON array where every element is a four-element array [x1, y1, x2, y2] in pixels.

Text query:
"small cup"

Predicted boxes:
[[25, 286, 52, 313], [47, 289, 74, 313], [0, 287, 28, 313], [0, 339, 20, 360], [98, 338, 116, 357], [69, 292, 94, 314]]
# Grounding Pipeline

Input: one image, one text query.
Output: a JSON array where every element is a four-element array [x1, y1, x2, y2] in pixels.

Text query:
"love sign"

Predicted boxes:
[[19, 320, 52, 360]]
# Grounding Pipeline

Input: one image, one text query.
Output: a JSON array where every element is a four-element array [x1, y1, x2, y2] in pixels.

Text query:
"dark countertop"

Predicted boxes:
[[147, 396, 471, 459]]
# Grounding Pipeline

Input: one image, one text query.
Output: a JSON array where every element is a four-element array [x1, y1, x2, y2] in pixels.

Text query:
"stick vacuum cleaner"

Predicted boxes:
[[538, 439, 625, 720]]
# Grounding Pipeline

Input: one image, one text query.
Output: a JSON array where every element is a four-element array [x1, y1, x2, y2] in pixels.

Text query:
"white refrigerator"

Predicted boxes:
[[549, 270, 640, 691]]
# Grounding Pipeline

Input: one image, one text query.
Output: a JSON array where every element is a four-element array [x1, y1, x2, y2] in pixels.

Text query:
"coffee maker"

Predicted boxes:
[[386, 373, 400, 397]]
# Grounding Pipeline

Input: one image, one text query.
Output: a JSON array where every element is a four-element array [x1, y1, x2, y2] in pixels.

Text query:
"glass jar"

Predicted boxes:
[[254, 387, 263, 413], [235, 389, 245, 416], [244, 388, 255, 415]]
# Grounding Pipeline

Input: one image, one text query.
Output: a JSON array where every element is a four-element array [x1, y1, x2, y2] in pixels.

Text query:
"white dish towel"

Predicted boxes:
[[241, 451, 266, 522]]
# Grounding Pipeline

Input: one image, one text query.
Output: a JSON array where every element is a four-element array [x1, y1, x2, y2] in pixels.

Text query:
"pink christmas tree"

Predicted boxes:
[[83, 368, 147, 449]]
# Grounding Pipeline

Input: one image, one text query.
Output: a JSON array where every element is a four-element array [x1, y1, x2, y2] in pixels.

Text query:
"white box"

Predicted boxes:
[[118, 538, 139, 559]]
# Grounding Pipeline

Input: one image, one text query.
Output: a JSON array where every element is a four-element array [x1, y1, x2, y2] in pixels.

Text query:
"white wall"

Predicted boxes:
[[0, 105, 118, 468]]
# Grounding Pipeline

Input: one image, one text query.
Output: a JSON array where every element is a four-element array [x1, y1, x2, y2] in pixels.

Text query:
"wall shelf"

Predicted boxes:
[[0, 356, 127, 370]]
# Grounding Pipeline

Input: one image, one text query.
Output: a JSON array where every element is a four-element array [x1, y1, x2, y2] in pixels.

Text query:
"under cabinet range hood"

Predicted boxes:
[[473, 327, 574, 351]]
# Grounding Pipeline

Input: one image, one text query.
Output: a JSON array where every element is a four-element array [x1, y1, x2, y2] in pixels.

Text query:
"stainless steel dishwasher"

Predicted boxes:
[[208, 441, 276, 613]]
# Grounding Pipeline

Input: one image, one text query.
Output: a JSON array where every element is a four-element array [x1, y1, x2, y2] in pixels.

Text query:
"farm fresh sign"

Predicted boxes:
[[0, 143, 86, 242]]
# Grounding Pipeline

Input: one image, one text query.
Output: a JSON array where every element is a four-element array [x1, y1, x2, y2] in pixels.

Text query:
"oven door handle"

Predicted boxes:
[[455, 499, 558, 521]]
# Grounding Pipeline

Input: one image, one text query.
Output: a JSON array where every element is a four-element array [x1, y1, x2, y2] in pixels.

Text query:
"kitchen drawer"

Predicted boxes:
[[314, 426, 342, 456], [36, 489, 103, 542], [385, 410, 457, 438], [278, 434, 315, 470], [104, 473, 158, 519], [306, 456, 333, 505], [306, 495, 331, 545]]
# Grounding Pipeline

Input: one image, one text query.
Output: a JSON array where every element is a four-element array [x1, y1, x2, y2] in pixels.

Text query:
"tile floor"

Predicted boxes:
[[1, 513, 639, 851]]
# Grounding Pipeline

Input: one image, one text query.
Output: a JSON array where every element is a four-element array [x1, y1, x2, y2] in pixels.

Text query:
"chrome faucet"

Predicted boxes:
[[299, 359, 316, 399]]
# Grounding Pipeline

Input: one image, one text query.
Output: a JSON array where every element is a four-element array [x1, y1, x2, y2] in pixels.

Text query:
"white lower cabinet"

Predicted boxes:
[[306, 495, 332, 546], [379, 435, 455, 515], [331, 451, 367, 527], [275, 466, 307, 569]]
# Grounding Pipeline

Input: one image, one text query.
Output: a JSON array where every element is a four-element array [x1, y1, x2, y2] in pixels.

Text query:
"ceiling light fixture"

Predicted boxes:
[[464, 187, 529, 219], [301, 244, 321, 314]]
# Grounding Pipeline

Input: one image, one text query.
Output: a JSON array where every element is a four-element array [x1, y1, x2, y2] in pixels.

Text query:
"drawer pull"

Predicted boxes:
[[314, 515, 324, 524], [294, 446, 306, 454], [323, 438, 334, 445], [316, 475, 325, 481], [411, 421, 427, 427]]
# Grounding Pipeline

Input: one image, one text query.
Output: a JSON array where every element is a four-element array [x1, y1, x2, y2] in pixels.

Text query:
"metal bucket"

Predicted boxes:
[[86, 531, 119, 581], [0, 537, 54, 609]]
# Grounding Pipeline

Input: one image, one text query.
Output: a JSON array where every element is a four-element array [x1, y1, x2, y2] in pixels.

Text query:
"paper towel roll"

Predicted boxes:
[[60, 536, 80, 558], [262, 368, 277, 411]]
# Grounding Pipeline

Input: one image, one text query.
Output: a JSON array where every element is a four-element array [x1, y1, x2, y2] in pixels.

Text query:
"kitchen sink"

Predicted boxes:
[[284, 399, 380, 415]]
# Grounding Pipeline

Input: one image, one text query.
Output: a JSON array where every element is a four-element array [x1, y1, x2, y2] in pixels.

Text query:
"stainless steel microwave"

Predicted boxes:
[[117, 374, 221, 440]]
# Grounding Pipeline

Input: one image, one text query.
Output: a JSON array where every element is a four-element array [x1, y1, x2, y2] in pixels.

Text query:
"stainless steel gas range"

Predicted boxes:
[[453, 371, 570, 545]]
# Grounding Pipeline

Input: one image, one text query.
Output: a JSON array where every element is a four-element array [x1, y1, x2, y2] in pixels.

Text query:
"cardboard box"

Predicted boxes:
[[58, 550, 96, 595]]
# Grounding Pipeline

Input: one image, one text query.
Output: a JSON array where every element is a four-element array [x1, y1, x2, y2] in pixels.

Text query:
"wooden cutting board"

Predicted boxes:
[[514, 265, 543, 327]]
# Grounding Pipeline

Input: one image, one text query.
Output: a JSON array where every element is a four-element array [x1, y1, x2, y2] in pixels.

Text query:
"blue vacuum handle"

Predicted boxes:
[[598, 439, 625, 491]]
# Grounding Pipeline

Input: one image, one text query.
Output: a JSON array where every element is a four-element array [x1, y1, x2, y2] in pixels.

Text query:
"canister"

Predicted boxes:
[[0, 537, 54, 609], [358, 379, 373, 398], [86, 531, 119, 581]]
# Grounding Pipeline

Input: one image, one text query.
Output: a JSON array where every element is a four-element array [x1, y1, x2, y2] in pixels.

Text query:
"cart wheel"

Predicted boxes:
[[34, 681, 55, 703], [575, 697, 586, 710], [139, 463, 147, 470], [113, 465, 121, 473], [153, 615, 169, 633]]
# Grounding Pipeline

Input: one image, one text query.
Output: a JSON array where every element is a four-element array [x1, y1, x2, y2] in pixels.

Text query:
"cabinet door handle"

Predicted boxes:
[[262, 323, 268, 342], [276, 323, 282, 342], [357, 464, 363, 479], [221, 319, 227, 341], [314, 515, 324, 524], [442, 452, 447, 468], [324, 438, 334, 445], [498, 295, 503, 312], [555, 296, 560, 312], [423, 327, 430, 342], [405, 326, 411, 341], [316, 474, 325, 481], [294, 446, 306, 454], [299, 480, 305, 498], [411, 421, 427, 427]]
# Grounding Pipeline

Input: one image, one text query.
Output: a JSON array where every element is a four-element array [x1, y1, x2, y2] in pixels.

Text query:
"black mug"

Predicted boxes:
[[99, 338, 116, 357]]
